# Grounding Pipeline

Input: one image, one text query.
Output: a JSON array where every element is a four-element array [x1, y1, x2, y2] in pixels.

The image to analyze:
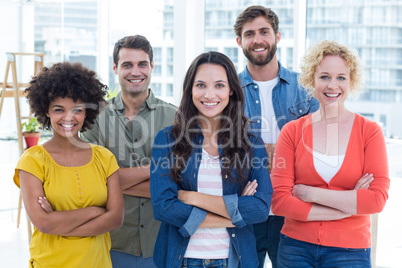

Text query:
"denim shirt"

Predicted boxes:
[[239, 61, 319, 136], [150, 126, 272, 268]]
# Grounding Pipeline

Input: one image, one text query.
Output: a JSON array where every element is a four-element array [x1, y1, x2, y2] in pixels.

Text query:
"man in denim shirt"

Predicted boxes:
[[234, 6, 319, 268]]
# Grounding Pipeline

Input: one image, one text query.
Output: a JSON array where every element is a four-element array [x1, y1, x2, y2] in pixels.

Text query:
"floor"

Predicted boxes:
[[0, 138, 401, 267]]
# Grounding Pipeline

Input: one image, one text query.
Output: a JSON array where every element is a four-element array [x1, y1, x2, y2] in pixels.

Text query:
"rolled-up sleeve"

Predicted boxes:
[[223, 194, 244, 227], [179, 207, 207, 237], [225, 138, 272, 227]]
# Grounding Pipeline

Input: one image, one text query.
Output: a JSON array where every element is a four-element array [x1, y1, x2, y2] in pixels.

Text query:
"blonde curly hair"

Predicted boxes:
[[299, 40, 363, 97]]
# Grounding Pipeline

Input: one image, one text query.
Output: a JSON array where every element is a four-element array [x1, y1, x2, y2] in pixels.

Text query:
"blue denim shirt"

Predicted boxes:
[[150, 126, 272, 268], [239, 61, 319, 135]]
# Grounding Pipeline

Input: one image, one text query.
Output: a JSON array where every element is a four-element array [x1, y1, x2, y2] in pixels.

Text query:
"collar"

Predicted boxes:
[[110, 89, 158, 112], [239, 61, 292, 87], [191, 123, 224, 155]]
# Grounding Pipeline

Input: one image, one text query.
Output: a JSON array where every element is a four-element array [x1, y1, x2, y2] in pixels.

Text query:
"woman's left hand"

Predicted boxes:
[[38, 196, 54, 213], [292, 184, 315, 202], [241, 180, 258, 196]]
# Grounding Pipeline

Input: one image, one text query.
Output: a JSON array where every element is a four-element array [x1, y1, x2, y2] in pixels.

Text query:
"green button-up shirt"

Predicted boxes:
[[81, 89, 177, 257]]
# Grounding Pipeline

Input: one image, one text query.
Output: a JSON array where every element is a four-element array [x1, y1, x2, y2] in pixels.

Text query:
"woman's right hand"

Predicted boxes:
[[241, 180, 258, 196], [38, 196, 106, 217], [353, 173, 374, 190], [38, 196, 53, 213]]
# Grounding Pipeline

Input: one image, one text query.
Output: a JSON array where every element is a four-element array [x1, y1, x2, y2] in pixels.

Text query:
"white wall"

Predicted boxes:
[[0, 1, 34, 137], [346, 101, 402, 139]]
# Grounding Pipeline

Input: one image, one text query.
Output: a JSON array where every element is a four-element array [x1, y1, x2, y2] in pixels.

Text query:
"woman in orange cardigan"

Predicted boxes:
[[271, 40, 390, 268]]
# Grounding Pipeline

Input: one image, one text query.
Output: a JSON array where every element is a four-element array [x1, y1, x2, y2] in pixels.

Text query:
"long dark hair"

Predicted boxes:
[[170, 51, 252, 183]]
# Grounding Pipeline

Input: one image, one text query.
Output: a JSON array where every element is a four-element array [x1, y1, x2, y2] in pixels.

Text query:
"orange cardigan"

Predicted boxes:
[[271, 113, 390, 248]]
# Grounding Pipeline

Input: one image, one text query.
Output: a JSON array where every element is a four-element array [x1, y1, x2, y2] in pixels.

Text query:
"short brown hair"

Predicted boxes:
[[113, 35, 153, 66], [234, 5, 279, 38]]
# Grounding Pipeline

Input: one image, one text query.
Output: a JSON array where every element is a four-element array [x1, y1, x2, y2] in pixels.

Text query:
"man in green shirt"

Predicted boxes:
[[81, 35, 177, 267]]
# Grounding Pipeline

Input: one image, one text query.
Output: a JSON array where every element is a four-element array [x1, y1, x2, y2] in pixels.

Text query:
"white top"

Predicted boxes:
[[256, 78, 280, 144], [313, 151, 346, 183], [256, 78, 279, 216], [183, 149, 230, 259]]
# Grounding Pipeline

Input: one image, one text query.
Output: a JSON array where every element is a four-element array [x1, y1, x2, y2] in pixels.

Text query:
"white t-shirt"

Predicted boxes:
[[313, 151, 346, 183], [256, 78, 280, 144], [256, 78, 279, 216]]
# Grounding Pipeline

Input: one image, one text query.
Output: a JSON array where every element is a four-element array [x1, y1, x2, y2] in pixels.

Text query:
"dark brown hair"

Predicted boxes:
[[113, 35, 153, 66], [170, 51, 253, 183]]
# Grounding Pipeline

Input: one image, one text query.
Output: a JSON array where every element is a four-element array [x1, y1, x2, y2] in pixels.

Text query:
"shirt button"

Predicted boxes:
[[134, 138, 138, 142], [254, 85, 258, 89], [299, 109, 303, 113], [256, 100, 259, 104], [140, 224, 144, 228], [141, 203, 144, 206], [257, 120, 260, 123], [232, 234, 235, 237]]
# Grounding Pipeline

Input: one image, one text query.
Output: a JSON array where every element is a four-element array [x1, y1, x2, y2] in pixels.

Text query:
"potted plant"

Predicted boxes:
[[22, 118, 41, 148]]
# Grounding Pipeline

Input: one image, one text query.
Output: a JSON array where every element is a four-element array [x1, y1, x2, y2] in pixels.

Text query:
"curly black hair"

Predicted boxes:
[[25, 62, 108, 132]]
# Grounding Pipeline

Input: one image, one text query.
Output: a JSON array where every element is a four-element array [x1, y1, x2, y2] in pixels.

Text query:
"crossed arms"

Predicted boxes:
[[19, 170, 124, 237]]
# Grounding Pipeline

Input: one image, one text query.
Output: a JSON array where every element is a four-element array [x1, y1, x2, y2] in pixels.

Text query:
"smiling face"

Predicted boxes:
[[192, 63, 232, 126], [236, 16, 281, 66], [314, 55, 351, 107], [47, 96, 86, 139], [113, 47, 153, 97]]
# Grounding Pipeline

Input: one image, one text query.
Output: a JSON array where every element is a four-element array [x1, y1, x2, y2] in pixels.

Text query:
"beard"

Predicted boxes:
[[243, 42, 277, 66]]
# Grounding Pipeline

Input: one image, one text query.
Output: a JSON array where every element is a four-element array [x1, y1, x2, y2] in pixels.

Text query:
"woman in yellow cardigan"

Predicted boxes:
[[271, 40, 390, 267], [14, 62, 124, 267]]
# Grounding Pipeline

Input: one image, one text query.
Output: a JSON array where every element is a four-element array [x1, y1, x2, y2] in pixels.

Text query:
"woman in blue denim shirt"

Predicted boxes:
[[150, 51, 272, 268]]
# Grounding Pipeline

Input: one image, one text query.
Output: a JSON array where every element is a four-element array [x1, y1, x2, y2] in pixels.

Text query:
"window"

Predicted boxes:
[[224, 47, 238, 68], [151, 83, 162, 96], [166, 83, 173, 97], [153, 65, 162, 76], [167, 47, 173, 63], [154, 48, 162, 63]]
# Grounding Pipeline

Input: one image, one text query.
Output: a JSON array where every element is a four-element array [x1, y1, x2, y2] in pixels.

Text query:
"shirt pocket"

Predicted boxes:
[[288, 102, 312, 120]]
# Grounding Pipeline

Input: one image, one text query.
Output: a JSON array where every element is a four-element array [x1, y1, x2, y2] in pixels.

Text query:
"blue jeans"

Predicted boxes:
[[277, 234, 371, 268], [254, 215, 284, 268], [110, 250, 157, 268], [181, 258, 228, 268]]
